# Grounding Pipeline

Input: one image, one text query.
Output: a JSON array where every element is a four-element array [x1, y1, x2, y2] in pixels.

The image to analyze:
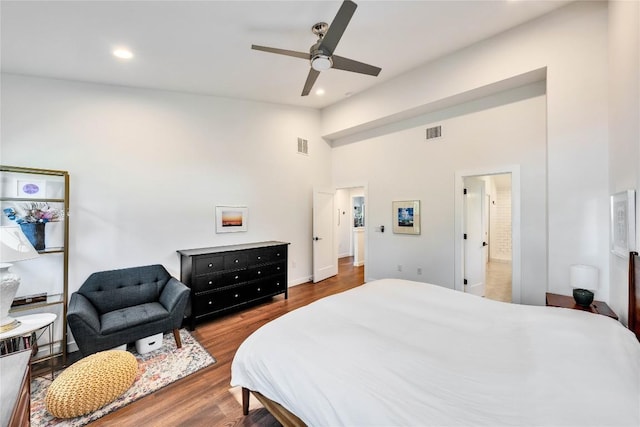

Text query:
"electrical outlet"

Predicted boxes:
[[397, 265, 402, 272], [417, 267, 422, 275]]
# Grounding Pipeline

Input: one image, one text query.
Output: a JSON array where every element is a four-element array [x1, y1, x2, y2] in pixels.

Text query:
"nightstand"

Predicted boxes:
[[545, 292, 618, 320]]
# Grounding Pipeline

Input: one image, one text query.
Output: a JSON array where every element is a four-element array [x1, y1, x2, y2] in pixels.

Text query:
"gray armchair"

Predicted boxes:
[[68, 264, 190, 357]]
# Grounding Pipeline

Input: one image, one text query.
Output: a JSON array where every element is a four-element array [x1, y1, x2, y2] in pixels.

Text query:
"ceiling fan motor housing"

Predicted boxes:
[[310, 42, 333, 71]]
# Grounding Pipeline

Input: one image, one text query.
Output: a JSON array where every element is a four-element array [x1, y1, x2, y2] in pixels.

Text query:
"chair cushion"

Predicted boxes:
[[79, 265, 170, 314], [45, 350, 138, 418], [100, 302, 169, 335], [83, 282, 161, 315]]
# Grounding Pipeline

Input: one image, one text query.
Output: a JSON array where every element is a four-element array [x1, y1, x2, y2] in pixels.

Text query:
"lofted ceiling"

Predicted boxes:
[[0, 0, 572, 109]]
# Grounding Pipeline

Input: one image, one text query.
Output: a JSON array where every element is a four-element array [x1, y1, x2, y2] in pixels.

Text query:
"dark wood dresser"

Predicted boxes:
[[1, 349, 31, 427], [178, 241, 289, 329]]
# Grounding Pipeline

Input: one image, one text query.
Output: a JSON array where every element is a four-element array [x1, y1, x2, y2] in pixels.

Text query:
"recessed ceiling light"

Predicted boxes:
[[315, 88, 325, 96], [113, 48, 134, 60]]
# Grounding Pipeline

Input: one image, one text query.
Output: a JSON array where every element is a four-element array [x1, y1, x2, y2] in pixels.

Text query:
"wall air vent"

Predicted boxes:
[[297, 137, 309, 155], [426, 125, 442, 140]]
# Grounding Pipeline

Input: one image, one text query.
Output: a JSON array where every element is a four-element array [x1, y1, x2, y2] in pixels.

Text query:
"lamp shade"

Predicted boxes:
[[570, 264, 599, 291], [0, 225, 39, 264]]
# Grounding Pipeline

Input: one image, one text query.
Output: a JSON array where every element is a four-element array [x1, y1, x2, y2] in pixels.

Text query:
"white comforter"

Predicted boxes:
[[231, 279, 640, 426]]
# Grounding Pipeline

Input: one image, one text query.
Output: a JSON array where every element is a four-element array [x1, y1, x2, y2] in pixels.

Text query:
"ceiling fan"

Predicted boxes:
[[251, 0, 382, 96]]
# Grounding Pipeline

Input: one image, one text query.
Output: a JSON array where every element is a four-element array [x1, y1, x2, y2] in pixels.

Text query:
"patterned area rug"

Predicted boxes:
[[31, 329, 216, 427]]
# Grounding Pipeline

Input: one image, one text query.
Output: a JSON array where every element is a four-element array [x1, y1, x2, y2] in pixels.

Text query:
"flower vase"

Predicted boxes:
[[19, 222, 46, 251]]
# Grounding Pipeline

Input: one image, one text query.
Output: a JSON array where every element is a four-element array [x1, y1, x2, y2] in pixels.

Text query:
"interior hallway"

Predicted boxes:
[[485, 261, 512, 303]]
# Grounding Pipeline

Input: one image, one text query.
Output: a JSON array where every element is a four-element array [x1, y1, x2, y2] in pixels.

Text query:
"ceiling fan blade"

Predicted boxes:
[[319, 0, 357, 55], [332, 55, 381, 76], [251, 45, 310, 60], [301, 68, 321, 96]]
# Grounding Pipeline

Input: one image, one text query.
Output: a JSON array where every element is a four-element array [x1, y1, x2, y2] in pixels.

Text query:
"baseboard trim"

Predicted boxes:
[[289, 276, 312, 287]]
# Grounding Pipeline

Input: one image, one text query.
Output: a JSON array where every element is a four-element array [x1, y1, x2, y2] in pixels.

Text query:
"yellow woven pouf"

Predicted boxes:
[[46, 350, 138, 418]]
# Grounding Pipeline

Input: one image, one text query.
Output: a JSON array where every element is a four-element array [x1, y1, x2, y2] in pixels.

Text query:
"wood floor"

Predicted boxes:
[[91, 257, 364, 427]]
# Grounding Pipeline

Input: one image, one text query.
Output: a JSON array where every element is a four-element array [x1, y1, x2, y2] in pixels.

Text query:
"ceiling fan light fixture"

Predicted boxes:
[[113, 48, 134, 60], [311, 54, 332, 71]]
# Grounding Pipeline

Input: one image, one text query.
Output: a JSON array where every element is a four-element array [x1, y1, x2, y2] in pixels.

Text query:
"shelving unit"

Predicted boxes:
[[0, 165, 69, 367]]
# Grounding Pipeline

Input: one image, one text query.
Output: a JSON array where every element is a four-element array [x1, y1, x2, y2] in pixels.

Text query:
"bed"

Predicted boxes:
[[231, 256, 640, 426]]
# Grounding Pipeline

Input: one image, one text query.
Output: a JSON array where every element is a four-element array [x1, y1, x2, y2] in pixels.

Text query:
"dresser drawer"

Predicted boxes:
[[249, 274, 286, 298], [246, 248, 270, 265], [224, 253, 248, 269], [247, 262, 286, 280], [194, 255, 224, 276], [193, 288, 247, 315], [193, 270, 248, 291]]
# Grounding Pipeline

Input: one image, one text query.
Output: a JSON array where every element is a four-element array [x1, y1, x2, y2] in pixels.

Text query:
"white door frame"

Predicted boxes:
[[335, 182, 368, 281], [454, 166, 521, 303]]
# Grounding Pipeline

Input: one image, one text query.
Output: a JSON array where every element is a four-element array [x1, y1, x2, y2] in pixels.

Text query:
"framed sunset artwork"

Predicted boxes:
[[216, 206, 248, 233]]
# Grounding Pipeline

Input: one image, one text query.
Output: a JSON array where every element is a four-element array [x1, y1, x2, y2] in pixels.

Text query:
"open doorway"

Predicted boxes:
[[335, 187, 366, 268], [483, 174, 512, 302], [456, 168, 520, 303]]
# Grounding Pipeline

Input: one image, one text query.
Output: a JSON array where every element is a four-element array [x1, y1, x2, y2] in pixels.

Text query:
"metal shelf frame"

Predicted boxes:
[[1, 165, 69, 367]]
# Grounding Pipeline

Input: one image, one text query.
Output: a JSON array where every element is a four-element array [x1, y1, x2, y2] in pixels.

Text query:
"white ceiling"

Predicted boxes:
[[0, 0, 572, 109]]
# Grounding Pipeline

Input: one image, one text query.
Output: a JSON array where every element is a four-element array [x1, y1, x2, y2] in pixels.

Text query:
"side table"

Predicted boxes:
[[545, 292, 618, 320], [0, 313, 57, 379]]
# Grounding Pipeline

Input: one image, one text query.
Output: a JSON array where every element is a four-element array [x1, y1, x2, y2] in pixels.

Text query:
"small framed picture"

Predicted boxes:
[[216, 206, 248, 233], [611, 190, 636, 257], [392, 200, 420, 235], [17, 180, 46, 198]]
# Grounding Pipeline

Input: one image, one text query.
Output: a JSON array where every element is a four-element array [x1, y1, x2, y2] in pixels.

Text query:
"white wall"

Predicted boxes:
[[608, 0, 640, 324], [328, 1, 610, 305], [333, 84, 546, 304], [1, 74, 331, 297]]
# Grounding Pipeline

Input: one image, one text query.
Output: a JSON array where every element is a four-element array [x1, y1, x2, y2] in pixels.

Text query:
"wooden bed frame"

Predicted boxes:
[[628, 251, 640, 341], [242, 253, 640, 424], [241, 387, 306, 426]]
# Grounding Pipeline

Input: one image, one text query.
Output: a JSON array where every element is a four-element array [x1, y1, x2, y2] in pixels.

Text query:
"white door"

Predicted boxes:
[[313, 188, 338, 282], [463, 177, 487, 296]]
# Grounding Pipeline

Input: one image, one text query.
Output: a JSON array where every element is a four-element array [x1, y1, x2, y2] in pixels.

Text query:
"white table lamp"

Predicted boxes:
[[0, 225, 39, 332], [570, 264, 599, 307]]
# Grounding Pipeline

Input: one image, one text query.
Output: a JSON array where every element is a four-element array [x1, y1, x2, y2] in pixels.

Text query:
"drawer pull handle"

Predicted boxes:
[[234, 294, 239, 298], [235, 275, 239, 280], [234, 259, 239, 263], [257, 271, 261, 275], [257, 288, 261, 292], [277, 267, 280, 270], [208, 280, 213, 285], [257, 256, 261, 260], [208, 263, 213, 268], [208, 301, 213, 305]]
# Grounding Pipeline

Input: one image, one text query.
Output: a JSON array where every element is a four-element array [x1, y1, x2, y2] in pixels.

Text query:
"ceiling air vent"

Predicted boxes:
[[426, 125, 442, 140], [297, 138, 309, 155]]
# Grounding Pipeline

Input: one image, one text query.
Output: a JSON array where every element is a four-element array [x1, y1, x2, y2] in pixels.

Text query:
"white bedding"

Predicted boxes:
[[231, 279, 640, 426]]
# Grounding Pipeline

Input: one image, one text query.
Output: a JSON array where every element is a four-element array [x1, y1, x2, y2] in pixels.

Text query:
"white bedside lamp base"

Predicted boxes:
[[0, 264, 21, 332]]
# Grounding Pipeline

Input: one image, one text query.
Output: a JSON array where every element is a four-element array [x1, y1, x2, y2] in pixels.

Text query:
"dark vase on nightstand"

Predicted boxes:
[[573, 288, 594, 307]]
